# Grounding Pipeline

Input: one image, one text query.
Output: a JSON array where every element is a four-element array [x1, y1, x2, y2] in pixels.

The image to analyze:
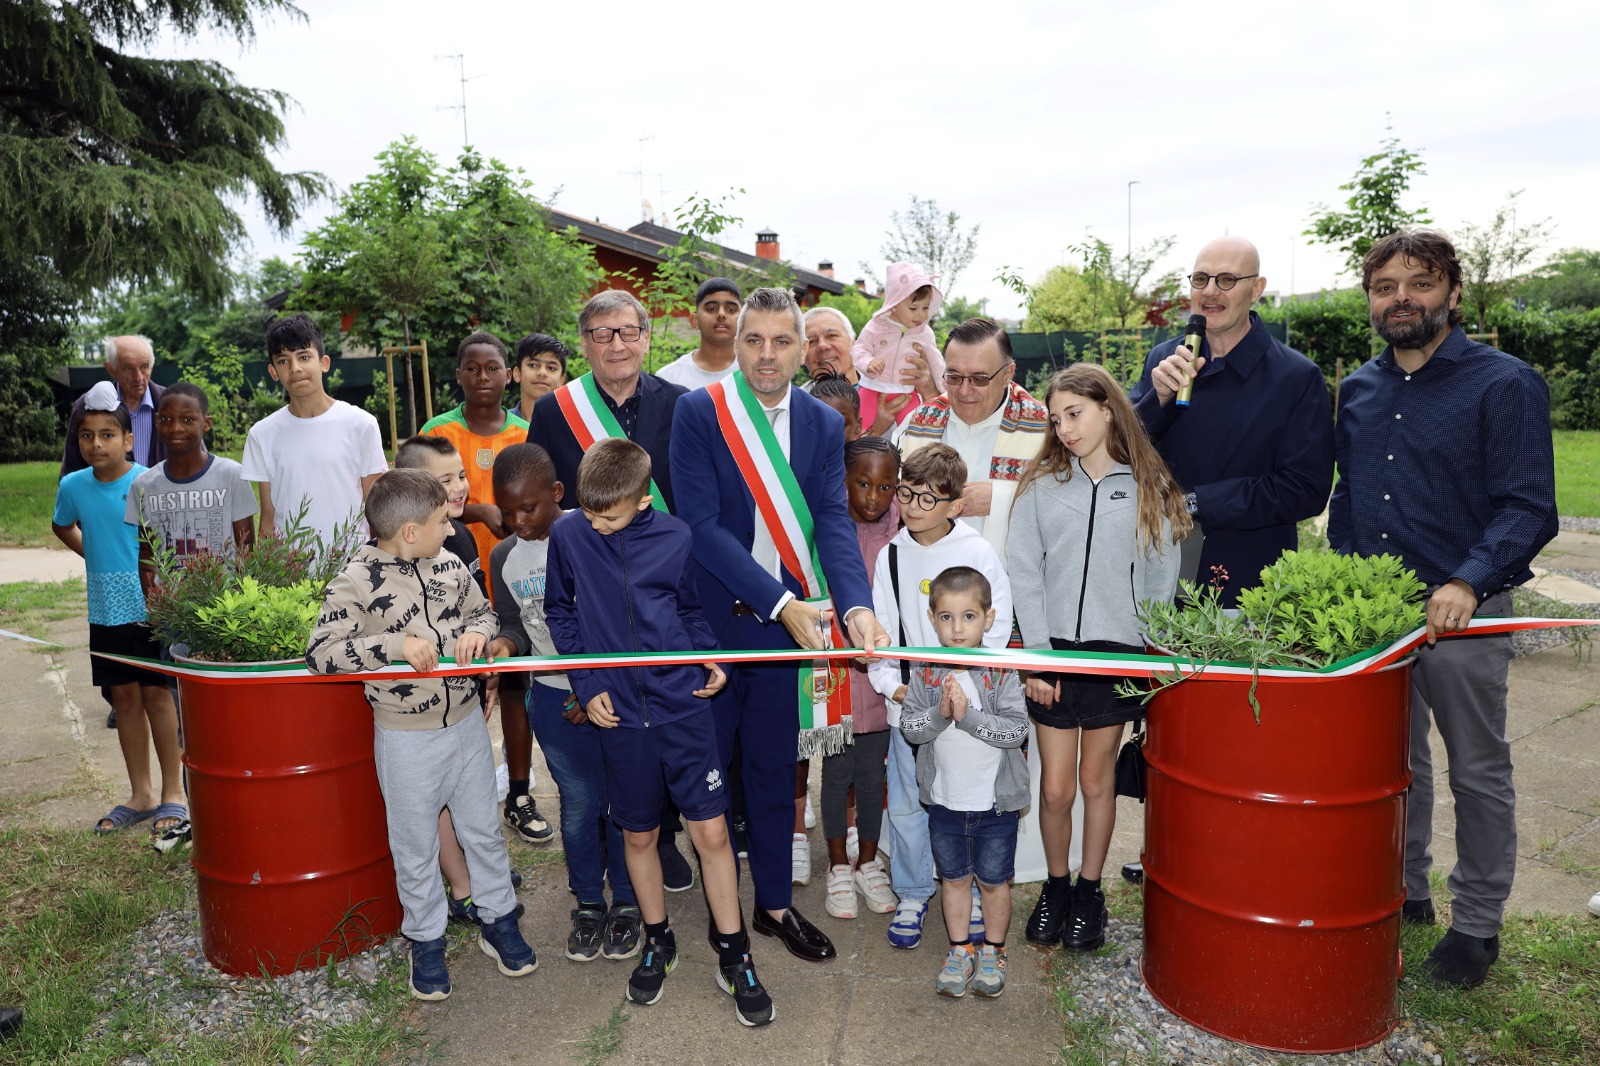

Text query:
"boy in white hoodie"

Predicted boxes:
[[868, 443, 1012, 950]]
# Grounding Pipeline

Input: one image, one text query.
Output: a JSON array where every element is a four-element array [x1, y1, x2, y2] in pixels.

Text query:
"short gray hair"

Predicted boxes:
[[578, 290, 649, 334], [365, 468, 448, 541], [737, 287, 804, 341], [103, 335, 155, 369], [802, 305, 856, 343]]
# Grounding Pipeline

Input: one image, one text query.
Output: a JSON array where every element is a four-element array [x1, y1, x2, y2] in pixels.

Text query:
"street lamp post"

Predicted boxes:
[[1127, 180, 1140, 268]]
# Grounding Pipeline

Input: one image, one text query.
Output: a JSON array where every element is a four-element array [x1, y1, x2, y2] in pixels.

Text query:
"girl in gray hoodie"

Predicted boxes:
[[1007, 363, 1193, 954]]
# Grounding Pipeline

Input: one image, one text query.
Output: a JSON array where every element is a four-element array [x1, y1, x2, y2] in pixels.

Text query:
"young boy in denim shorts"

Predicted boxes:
[[545, 438, 774, 1027], [898, 566, 1029, 999]]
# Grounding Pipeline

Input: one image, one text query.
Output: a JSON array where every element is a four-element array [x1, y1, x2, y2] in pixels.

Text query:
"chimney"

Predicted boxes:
[[854, 277, 867, 291], [755, 228, 780, 261], [817, 259, 835, 278]]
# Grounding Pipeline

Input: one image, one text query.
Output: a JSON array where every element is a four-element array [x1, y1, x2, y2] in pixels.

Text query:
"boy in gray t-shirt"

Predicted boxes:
[[127, 384, 257, 593]]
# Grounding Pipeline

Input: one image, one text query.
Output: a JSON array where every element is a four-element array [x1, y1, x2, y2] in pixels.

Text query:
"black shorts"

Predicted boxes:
[[1026, 639, 1144, 732], [89, 622, 168, 688]]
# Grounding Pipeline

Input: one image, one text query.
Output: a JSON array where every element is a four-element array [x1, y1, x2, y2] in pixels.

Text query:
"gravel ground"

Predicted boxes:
[[1056, 915, 1459, 1066], [94, 905, 407, 1059], [1559, 516, 1600, 534]]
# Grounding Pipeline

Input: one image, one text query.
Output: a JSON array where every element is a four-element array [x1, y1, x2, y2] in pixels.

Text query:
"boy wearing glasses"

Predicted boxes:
[[866, 443, 1013, 949]]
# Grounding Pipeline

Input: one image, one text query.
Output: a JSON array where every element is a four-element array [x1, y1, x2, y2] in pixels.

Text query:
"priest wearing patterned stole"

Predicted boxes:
[[671, 287, 891, 964]]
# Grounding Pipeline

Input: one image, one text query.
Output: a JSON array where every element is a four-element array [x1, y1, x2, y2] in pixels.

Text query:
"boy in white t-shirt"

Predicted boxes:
[[899, 567, 1028, 1001], [242, 313, 388, 552]]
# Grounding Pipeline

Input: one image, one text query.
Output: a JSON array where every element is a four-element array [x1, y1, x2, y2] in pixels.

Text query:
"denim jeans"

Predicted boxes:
[[927, 804, 1019, 885], [885, 727, 934, 903], [526, 682, 634, 904]]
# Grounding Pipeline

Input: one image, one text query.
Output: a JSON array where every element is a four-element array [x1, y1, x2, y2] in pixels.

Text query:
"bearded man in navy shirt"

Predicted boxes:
[[1130, 237, 1334, 608], [1329, 229, 1556, 990]]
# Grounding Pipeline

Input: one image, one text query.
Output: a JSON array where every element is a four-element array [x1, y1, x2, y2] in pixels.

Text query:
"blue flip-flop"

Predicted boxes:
[[95, 804, 156, 835], [149, 802, 189, 834]]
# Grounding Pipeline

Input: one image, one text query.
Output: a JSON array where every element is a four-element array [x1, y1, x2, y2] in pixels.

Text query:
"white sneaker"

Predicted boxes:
[[825, 864, 857, 919], [846, 826, 859, 866], [804, 795, 816, 830], [1589, 890, 1600, 918], [854, 857, 898, 913], [791, 833, 812, 886]]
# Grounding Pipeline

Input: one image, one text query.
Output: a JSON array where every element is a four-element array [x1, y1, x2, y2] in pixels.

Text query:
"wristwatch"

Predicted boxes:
[[1183, 492, 1199, 516]]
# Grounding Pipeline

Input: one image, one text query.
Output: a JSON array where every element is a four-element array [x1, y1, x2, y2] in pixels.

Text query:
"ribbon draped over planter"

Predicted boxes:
[[94, 617, 1597, 686]]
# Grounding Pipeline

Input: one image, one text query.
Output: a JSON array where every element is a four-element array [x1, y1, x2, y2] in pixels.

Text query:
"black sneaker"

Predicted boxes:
[[716, 953, 774, 1027], [503, 794, 554, 844], [1025, 878, 1070, 947], [659, 837, 695, 893], [602, 902, 643, 960], [1120, 861, 1144, 885], [626, 936, 678, 1005], [566, 905, 606, 962], [1402, 898, 1436, 926], [1064, 884, 1107, 951]]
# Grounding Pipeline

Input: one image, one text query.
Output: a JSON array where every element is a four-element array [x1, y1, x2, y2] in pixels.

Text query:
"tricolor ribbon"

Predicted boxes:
[[91, 617, 1597, 685]]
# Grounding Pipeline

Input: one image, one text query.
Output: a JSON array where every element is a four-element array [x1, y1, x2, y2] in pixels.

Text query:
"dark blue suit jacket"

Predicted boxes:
[[669, 384, 871, 638], [1129, 313, 1334, 606], [527, 372, 688, 512]]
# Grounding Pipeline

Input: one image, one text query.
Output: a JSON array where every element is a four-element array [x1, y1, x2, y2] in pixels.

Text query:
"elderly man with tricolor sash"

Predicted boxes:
[[671, 287, 891, 965]]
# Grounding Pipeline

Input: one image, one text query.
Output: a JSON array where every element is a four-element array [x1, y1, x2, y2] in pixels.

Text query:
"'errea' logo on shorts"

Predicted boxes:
[[706, 769, 723, 792]]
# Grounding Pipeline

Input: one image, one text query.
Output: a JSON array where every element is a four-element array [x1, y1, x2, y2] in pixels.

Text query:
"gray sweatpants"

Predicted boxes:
[[373, 711, 516, 941], [1405, 589, 1516, 938]]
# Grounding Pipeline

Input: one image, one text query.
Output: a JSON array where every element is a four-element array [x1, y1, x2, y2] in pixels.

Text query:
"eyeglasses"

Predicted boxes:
[[584, 325, 648, 344], [944, 360, 1013, 389], [895, 486, 959, 510], [1187, 272, 1258, 291]]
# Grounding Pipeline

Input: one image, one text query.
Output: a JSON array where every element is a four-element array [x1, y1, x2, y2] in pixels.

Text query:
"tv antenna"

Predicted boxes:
[[435, 54, 484, 147], [617, 134, 657, 221]]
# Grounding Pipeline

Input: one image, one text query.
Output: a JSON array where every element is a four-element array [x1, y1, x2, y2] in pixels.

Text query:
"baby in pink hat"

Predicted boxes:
[[852, 262, 947, 428]]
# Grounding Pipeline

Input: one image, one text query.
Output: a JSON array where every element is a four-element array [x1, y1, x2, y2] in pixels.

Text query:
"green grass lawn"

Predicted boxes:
[[1554, 431, 1600, 517], [0, 461, 61, 548]]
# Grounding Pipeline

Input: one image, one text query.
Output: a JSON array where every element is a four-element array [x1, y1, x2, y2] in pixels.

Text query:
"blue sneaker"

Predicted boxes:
[[887, 898, 928, 949], [409, 936, 451, 1001], [478, 911, 538, 977]]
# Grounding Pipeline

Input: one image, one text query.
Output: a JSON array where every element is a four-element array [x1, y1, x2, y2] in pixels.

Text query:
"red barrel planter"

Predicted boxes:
[[1140, 661, 1413, 1053], [180, 675, 402, 976]]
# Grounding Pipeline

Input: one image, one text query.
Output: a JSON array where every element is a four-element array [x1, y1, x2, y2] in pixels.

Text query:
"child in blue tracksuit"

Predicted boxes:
[[544, 438, 773, 1028]]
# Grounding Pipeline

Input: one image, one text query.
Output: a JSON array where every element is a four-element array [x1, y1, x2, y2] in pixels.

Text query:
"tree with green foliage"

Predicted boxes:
[[1456, 191, 1553, 331], [1024, 264, 1119, 332], [296, 138, 600, 434], [815, 287, 882, 334], [1305, 121, 1431, 276], [87, 258, 305, 366], [0, 0, 327, 307], [878, 195, 980, 292], [1522, 248, 1600, 312], [1100, 235, 1179, 331]]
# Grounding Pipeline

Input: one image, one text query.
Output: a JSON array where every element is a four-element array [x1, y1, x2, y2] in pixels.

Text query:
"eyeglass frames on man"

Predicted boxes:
[[944, 360, 1013, 389], [1187, 272, 1258, 291], [584, 325, 648, 344]]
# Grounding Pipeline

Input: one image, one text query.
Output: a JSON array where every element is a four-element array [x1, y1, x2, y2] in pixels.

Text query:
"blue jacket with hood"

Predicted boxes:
[[544, 507, 720, 728]]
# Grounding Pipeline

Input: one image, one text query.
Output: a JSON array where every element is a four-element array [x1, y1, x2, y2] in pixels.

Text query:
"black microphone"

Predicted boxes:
[[1175, 313, 1206, 407]]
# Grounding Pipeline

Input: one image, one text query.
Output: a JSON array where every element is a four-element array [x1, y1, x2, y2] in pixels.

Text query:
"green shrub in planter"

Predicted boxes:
[[145, 509, 360, 663], [1126, 549, 1426, 716]]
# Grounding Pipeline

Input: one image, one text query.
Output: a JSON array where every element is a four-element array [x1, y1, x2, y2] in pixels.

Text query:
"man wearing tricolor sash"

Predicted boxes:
[[526, 289, 696, 890], [671, 287, 891, 964], [527, 290, 689, 513]]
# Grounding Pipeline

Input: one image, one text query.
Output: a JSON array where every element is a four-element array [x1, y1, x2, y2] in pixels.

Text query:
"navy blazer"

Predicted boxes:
[[527, 372, 688, 512], [1129, 313, 1334, 606], [60, 382, 167, 477], [669, 384, 871, 633]]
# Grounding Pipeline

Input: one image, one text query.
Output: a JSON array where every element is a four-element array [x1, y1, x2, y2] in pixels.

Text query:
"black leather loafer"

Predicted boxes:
[[753, 906, 836, 962]]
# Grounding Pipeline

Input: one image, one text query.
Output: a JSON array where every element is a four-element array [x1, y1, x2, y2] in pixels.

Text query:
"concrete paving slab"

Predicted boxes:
[[1527, 566, 1600, 603], [1536, 528, 1600, 571], [0, 546, 84, 585]]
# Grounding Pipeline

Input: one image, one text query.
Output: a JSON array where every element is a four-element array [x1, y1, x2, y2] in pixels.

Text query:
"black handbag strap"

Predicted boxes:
[[888, 543, 910, 686]]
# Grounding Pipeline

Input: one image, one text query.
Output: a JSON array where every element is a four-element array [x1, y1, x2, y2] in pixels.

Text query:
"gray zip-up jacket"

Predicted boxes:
[[1008, 459, 1181, 650], [306, 543, 496, 731], [899, 665, 1030, 814]]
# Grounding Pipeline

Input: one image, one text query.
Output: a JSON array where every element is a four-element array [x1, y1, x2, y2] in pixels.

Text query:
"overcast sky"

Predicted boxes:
[[149, 0, 1600, 320]]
